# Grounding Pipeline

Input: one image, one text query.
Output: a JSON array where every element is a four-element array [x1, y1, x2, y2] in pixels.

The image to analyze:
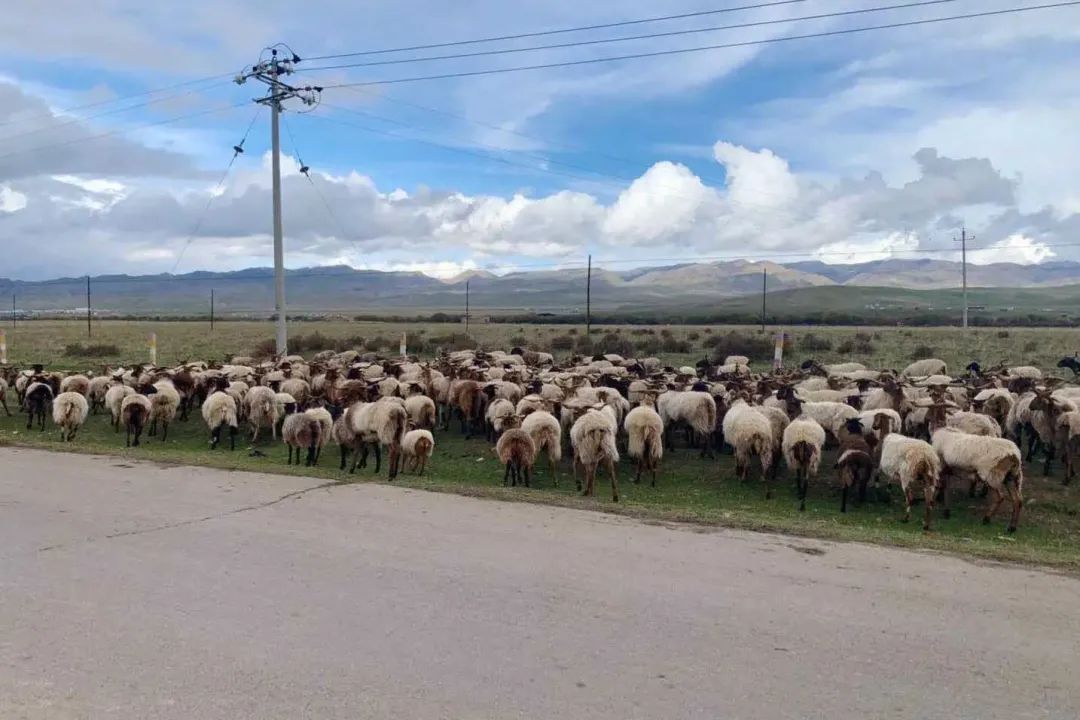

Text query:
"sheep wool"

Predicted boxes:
[[782, 417, 826, 510], [570, 409, 620, 501], [51, 391, 89, 442], [931, 427, 1023, 532], [201, 391, 239, 450], [721, 399, 774, 484], [879, 434, 942, 530], [624, 404, 663, 487], [120, 394, 153, 447], [401, 429, 435, 475], [521, 410, 562, 486]]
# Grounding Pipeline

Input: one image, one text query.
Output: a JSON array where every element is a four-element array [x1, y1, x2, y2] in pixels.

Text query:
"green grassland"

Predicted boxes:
[[2, 319, 1078, 570]]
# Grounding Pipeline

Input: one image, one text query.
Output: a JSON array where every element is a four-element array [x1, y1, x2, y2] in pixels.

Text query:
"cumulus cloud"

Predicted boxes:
[[2, 134, 1076, 279]]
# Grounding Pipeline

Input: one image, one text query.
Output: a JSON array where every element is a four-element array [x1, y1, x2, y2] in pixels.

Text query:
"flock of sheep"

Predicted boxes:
[[2, 346, 1079, 535]]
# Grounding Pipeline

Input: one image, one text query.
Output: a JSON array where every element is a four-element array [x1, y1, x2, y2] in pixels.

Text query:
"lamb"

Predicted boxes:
[[656, 390, 717, 457], [23, 381, 53, 431], [201, 388, 239, 450], [280, 377, 311, 406], [447, 378, 483, 436], [121, 393, 154, 447], [569, 406, 620, 502], [1057, 355, 1080, 377], [721, 397, 774, 488], [857, 408, 902, 444], [624, 399, 664, 487], [521, 409, 562, 486], [782, 417, 826, 511], [785, 398, 858, 438], [878, 433, 942, 530], [496, 416, 537, 488], [346, 398, 408, 479], [1029, 390, 1077, 476], [902, 358, 948, 378], [281, 403, 323, 466], [401, 427, 435, 475], [1056, 411, 1080, 484], [87, 375, 114, 414], [51, 391, 89, 442], [105, 384, 135, 431], [148, 379, 181, 441], [245, 385, 279, 442], [931, 427, 1023, 532]]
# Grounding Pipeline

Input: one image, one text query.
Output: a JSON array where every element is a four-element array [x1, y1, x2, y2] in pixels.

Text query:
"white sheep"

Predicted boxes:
[[624, 402, 664, 487], [201, 390, 239, 450], [86, 375, 114, 414], [782, 417, 826, 511], [346, 398, 408, 478], [245, 385, 278, 442], [305, 405, 334, 464], [401, 428, 435, 475], [721, 398, 774, 488], [902, 358, 948, 378], [485, 397, 517, 441], [51, 391, 89, 442], [657, 390, 717, 457], [105, 384, 135, 431], [497, 422, 537, 488], [878, 434, 942, 530], [1056, 410, 1080, 484], [59, 374, 90, 396], [946, 411, 1001, 437], [148, 379, 181, 442], [796, 400, 858, 438], [521, 409, 562, 486], [570, 406, 620, 502], [281, 404, 323, 466], [931, 427, 1023, 532], [0, 377, 9, 416]]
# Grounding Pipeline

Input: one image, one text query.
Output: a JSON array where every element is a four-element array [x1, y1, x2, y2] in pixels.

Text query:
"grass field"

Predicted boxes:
[[2, 319, 1078, 570], [3, 319, 1079, 374]]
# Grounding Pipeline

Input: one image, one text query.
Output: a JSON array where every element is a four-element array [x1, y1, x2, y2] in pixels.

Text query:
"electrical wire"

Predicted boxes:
[[171, 108, 263, 273], [0, 101, 249, 163], [301, 0, 962, 72], [304, 0, 810, 61], [319, 2, 1080, 88], [0, 73, 235, 130], [0, 79, 235, 144]]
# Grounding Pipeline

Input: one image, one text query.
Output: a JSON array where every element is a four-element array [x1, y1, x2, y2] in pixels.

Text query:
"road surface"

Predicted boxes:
[[1, 447, 1077, 719]]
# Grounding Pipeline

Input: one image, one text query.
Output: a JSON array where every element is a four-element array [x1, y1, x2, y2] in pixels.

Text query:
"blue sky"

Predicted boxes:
[[2, 0, 1080, 280]]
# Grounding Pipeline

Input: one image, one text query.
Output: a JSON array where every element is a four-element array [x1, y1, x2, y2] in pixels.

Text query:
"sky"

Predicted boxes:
[[1, 0, 1080, 280]]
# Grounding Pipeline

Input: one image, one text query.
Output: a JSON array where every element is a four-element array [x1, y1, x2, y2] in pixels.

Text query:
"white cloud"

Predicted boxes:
[[0, 186, 28, 213]]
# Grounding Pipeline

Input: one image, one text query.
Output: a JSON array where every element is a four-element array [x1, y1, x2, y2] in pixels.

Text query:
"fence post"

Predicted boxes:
[[210, 289, 215, 331], [149, 332, 157, 366], [86, 276, 92, 338], [0, 329, 6, 365]]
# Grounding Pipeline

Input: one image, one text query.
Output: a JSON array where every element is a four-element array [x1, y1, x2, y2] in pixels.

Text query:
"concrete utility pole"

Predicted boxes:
[[465, 280, 470, 336], [954, 226, 973, 328], [586, 254, 592, 337], [235, 46, 320, 356], [760, 267, 767, 333]]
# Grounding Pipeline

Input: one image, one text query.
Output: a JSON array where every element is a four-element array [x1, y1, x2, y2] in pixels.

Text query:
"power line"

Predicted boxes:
[[0, 79, 235, 144], [0, 73, 235, 130], [304, 0, 810, 61], [302, 0, 963, 72], [320, 2, 1080, 88], [171, 108, 264, 273], [0, 101, 249, 164]]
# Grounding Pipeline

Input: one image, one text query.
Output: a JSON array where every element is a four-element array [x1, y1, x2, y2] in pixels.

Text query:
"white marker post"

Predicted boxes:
[[149, 332, 157, 366], [399, 332, 407, 358], [0, 329, 6, 365], [773, 331, 785, 370]]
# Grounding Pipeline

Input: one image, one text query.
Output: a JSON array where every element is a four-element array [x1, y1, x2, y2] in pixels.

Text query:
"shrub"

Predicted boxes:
[[333, 334, 366, 352], [687, 331, 700, 341], [567, 328, 578, 336], [509, 335, 529, 347], [365, 336, 393, 352], [594, 332, 636, 357], [574, 335, 595, 354], [424, 333, 478, 352], [836, 333, 874, 356], [63, 343, 121, 357], [251, 338, 277, 359], [660, 328, 674, 338], [551, 334, 575, 351], [800, 333, 833, 352], [997, 330, 1010, 339], [661, 337, 692, 354], [635, 336, 662, 355], [910, 344, 937, 361], [1023, 340, 1038, 352]]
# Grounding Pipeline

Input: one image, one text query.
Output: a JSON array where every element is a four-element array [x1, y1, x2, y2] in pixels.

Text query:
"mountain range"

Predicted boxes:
[[2, 258, 1079, 316]]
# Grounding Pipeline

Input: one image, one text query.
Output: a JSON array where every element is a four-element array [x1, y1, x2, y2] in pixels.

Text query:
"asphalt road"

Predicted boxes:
[[1, 447, 1077, 720]]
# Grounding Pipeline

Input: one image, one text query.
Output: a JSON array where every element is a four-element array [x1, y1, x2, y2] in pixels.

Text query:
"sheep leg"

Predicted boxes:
[[148, 418, 157, 437], [1024, 427, 1037, 461], [840, 484, 849, 514], [983, 487, 1005, 525], [922, 485, 936, 531], [349, 445, 364, 474], [388, 446, 399, 480], [1004, 479, 1022, 533], [1043, 443, 1054, 477], [417, 455, 427, 476], [634, 460, 642, 485], [573, 457, 583, 492], [606, 458, 619, 502], [373, 444, 382, 475], [796, 467, 806, 510], [0, 396, 9, 416], [941, 475, 952, 519], [161, 422, 169, 442], [251, 425, 260, 444], [548, 450, 559, 488], [306, 444, 317, 467], [228, 427, 236, 451], [524, 465, 532, 489], [503, 462, 512, 487], [339, 446, 349, 471], [902, 487, 913, 523], [125, 425, 132, 448], [288, 445, 294, 465]]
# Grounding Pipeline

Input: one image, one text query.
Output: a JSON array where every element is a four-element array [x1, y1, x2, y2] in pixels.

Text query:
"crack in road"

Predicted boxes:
[[37, 481, 343, 552]]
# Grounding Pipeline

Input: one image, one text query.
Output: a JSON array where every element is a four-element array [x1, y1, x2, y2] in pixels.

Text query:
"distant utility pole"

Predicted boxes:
[[465, 280, 470, 336], [586, 254, 592, 337], [954, 226, 973, 328], [761, 267, 767, 333], [235, 46, 321, 356], [11, 293, 15, 328], [210, 289, 215, 331], [86, 276, 92, 338]]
